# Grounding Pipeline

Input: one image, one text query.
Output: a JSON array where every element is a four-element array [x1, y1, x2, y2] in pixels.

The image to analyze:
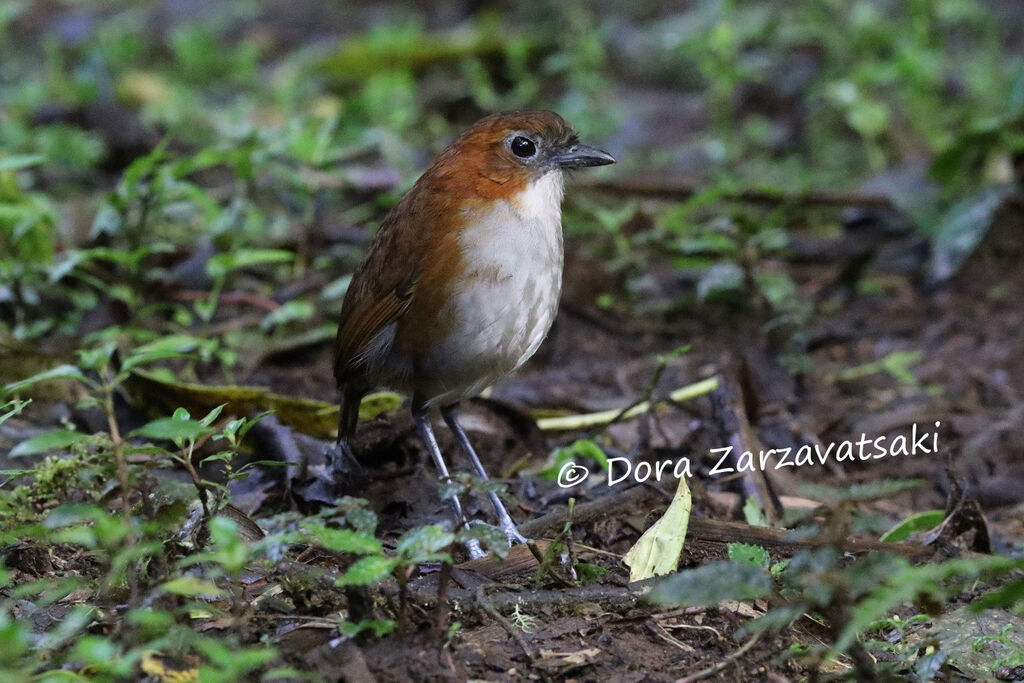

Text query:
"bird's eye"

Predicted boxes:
[[510, 136, 537, 158]]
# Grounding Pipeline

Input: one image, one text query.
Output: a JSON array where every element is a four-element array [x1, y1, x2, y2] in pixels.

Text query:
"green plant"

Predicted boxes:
[[974, 625, 1024, 670], [650, 488, 1024, 680]]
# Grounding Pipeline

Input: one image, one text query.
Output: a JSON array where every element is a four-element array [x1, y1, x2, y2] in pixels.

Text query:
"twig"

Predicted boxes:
[[178, 439, 210, 522], [595, 347, 688, 439], [562, 498, 578, 582], [434, 557, 452, 635], [654, 621, 696, 653], [101, 374, 139, 609], [103, 385, 131, 521], [530, 499, 578, 588], [475, 584, 534, 660], [172, 289, 281, 312], [535, 377, 719, 431], [674, 631, 764, 683]]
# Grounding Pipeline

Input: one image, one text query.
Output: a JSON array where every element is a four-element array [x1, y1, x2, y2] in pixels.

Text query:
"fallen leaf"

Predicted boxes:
[[623, 475, 692, 582]]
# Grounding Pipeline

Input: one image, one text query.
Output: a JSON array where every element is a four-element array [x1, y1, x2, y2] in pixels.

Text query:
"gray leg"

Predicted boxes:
[[442, 404, 528, 546], [412, 398, 485, 559]]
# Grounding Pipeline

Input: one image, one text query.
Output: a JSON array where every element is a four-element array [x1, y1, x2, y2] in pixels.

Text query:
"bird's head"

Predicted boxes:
[[427, 111, 615, 197]]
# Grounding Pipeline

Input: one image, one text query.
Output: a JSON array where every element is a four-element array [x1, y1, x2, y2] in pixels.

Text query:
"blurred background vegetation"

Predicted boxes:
[[2, 0, 1022, 352]]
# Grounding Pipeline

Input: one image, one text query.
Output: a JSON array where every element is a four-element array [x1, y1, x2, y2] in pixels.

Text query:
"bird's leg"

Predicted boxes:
[[442, 404, 528, 546], [412, 397, 485, 559]]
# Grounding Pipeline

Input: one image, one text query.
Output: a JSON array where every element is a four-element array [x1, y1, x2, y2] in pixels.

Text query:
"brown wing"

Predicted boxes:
[[333, 276, 415, 380], [333, 152, 474, 387], [333, 200, 422, 386]]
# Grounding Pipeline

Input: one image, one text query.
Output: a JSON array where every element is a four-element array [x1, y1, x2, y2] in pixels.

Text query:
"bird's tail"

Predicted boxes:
[[329, 384, 366, 477], [337, 384, 364, 444]]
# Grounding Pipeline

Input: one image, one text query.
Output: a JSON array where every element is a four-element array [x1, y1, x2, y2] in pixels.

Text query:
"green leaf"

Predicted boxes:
[[880, 509, 945, 542], [200, 451, 233, 466], [831, 554, 1023, 657], [970, 576, 1024, 611], [728, 542, 771, 569], [133, 334, 204, 355], [836, 350, 924, 385], [697, 261, 745, 302], [132, 417, 213, 442], [800, 479, 923, 503], [0, 154, 46, 171], [303, 524, 382, 555], [648, 560, 773, 607], [260, 300, 314, 330], [90, 202, 122, 238], [199, 403, 227, 427], [204, 517, 251, 573], [338, 619, 396, 638], [70, 635, 119, 664], [206, 249, 293, 278], [10, 429, 89, 457], [538, 439, 609, 480], [575, 562, 611, 582], [335, 555, 398, 586], [120, 138, 167, 189], [742, 498, 768, 527], [120, 336, 205, 372], [396, 524, 455, 562], [126, 609, 175, 629], [3, 364, 89, 395], [929, 185, 1013, 283], [43, 504, 102, 528], [161, 577, 224, 597]]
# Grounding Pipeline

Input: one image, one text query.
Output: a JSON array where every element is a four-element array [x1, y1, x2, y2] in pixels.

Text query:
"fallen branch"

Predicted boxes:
[[478, 583, 651, 612], [519, 486, 651, 538], [520, 486, 933, 562], [576, 177, 894, 209], [687, 517, 934, 561], [408, 573, 655, 612]]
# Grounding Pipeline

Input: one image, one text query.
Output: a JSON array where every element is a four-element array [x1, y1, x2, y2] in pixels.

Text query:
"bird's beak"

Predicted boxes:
[[552, 143, 616, 169]]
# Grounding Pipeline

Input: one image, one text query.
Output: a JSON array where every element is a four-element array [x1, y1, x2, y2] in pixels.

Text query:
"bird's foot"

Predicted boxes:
[[483, 492, 527, 547], [502, 523, 528, 547], [461, 521, 525, 559], [327, 440, 363, 475], [465, 537, 486, 560], [324, 442, 342, 470]]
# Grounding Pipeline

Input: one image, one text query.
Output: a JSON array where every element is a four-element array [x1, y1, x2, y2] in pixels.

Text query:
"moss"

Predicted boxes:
[[0, 449, 114, 526]]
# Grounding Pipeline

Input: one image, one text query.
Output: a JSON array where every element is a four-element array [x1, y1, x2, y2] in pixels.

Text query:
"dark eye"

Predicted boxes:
[[510, 136, 537, 158]]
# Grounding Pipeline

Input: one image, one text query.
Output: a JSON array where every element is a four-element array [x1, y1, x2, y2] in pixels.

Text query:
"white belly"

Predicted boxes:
[[420, 172, 565, 405]]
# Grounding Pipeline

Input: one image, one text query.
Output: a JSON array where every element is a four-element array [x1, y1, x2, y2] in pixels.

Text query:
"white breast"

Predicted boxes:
[[420, 171, 565, 405]]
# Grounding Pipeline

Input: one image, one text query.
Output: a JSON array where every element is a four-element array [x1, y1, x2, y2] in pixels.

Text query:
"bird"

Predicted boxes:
[[332, 110, 615, 557]]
